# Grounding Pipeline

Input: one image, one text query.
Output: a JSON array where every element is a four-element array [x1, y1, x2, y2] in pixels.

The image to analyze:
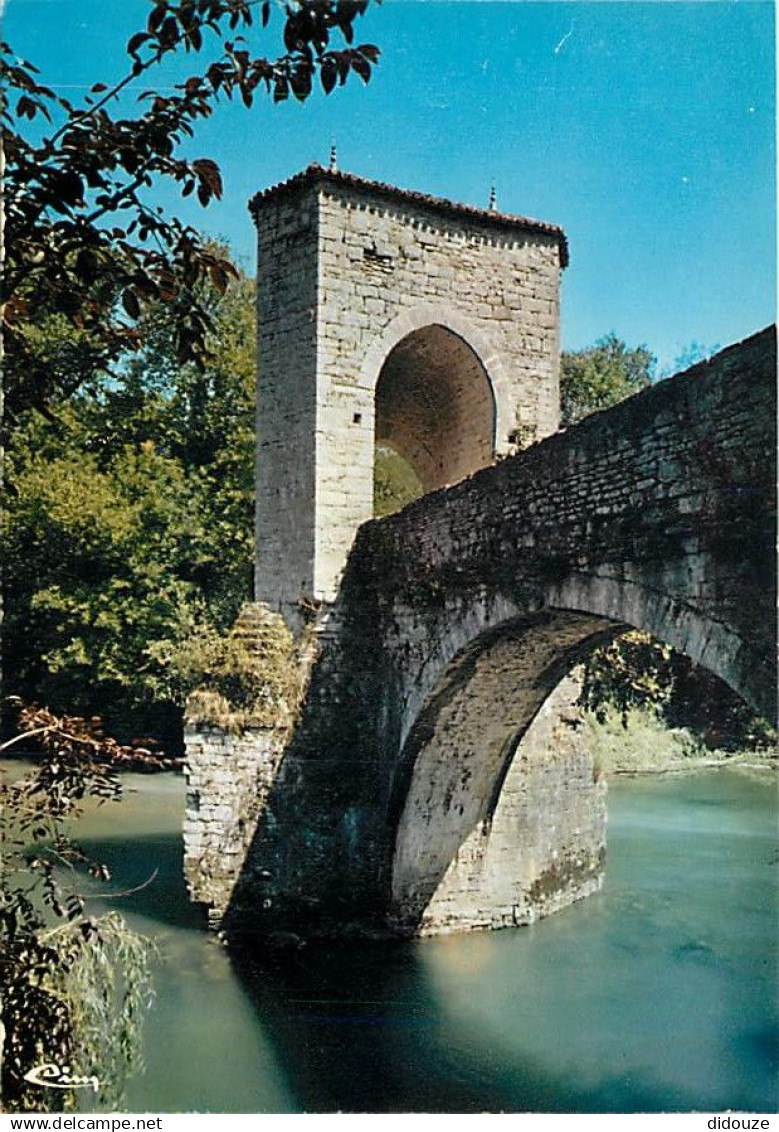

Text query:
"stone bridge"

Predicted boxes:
[[184, 325, 776, 940], [183, 167, 775, 941]]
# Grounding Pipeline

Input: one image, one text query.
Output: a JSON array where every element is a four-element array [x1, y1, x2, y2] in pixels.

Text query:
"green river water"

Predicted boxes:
[[22, 766, 779, 1113]]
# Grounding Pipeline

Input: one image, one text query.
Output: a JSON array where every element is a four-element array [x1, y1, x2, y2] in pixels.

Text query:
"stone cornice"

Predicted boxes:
[[249, 163, 569, 268]]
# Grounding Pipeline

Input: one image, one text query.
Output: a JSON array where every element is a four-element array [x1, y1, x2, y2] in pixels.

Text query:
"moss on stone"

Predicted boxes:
[[528, 847, 604, 904], [181, 603, 303, 732]]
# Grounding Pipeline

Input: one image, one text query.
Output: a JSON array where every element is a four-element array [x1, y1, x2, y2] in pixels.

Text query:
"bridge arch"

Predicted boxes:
[[546, 573, 751, 708], [388, 607, 615, 933], [359, 303, 510, 403], [386, 570, 767, 935], [391, 577, 759, 762]]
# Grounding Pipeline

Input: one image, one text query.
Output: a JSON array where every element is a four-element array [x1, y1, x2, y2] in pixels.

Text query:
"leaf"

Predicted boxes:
[[53, 168, 85, 205], [193, 157, 223, 200], [351, 54, 370, 83], [206, 62, 224, 91], [207, 262, 229, 294], [122, 288, 141, 319], [16, 94, 40, 120], [159, 16, 179, 47], [15, 94, 32, 118], [320, 57, 337, 94], [148, 4, 168, 33], [283, 17, 301, 54], [127, 31, 151, 56], [341, 17, 354, 45], [335, 52, 350, 83], [290, 66, 312, 102], [75, 248, 99, 284]]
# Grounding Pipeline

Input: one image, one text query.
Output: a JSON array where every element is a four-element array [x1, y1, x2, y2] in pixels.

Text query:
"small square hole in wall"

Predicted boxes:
[[353, 412, 362, 425]]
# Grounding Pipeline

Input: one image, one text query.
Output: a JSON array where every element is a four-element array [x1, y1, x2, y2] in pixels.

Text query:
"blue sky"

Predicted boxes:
[[6, 1, 776, 370]]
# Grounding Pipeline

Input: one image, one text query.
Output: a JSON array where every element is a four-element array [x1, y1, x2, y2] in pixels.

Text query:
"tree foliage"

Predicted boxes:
[[560, 333, 654, 427], [180, 604, 302, 731], [580, 631, 775, 752], [1, 3, 383, 1110], [373, 445, 424, 518], [2, 0, 379, 429], [579, 631, 679, 726], [5, 445, 200, 732], [0, 706, 158, 1111], [3, 255, 256, 749]]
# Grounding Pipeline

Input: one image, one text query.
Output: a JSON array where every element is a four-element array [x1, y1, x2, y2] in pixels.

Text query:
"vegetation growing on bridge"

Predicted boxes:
[[182, 604, 304, 733]]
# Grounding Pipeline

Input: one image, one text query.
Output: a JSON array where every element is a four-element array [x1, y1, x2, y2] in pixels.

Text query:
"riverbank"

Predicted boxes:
[[585, 708, 777, 776]]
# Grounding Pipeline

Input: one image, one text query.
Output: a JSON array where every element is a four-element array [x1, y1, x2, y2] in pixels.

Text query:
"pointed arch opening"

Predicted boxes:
[[373, 323, 496, 514]]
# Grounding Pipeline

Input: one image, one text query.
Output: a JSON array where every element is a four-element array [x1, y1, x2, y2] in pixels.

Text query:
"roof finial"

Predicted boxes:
[[329, 141, 338, 172], [488, 183, 497, 211]]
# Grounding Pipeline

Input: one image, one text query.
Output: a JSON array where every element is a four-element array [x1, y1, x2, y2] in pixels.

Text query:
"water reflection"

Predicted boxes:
[[16, 764, 775, 1114]]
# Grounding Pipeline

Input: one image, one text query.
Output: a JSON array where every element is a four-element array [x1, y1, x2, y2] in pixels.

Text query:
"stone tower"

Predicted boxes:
[[249, 165, 567, 628]]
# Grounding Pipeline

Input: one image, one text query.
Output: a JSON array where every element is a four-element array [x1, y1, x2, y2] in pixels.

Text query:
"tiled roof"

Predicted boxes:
[[248, 164, 569, 268]]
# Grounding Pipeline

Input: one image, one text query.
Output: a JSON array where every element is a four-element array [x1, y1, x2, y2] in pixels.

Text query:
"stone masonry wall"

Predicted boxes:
[[253, 186, 319, 615], [183, 723, 285, 928], [411, 677, 606, 935], [314, 177, 564, 604], [250, 167, 566, 624]]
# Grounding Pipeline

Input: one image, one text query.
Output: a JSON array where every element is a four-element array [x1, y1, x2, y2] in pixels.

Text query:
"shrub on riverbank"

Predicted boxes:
[[585, 706, 777, 776]]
